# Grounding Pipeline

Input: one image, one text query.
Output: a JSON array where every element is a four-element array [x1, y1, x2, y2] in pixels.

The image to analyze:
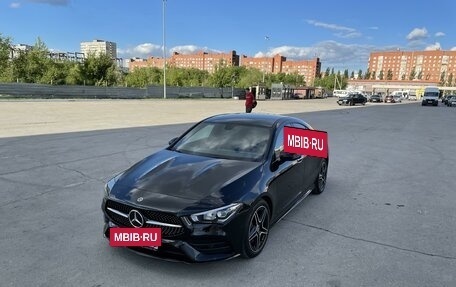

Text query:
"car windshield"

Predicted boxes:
[[425, 92, 439, 97], [172, 122, 272, 161]]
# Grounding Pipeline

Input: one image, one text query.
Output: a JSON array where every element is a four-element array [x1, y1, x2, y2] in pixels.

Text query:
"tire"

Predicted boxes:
[[312, 159, 328, 194], [241, 199, 270, 259]]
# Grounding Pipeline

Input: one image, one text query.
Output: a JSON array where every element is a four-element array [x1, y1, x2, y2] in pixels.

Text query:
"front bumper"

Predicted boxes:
[[422, 99, 438, 105], [102, 198, 248, 263]]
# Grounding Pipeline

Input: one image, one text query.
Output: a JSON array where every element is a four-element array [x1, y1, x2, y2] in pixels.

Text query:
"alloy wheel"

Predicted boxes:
[[318, 160, 328, 191], [248, 205, 269, 253]]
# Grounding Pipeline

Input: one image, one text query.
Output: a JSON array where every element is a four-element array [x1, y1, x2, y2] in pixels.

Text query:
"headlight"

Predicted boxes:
[[103, 172, 123, 197], [104, 183, 110, 197], [190, 203, 243, 224]]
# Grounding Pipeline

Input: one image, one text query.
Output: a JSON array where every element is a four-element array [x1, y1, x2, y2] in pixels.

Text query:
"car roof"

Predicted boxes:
[[203, 113, 307, 128]]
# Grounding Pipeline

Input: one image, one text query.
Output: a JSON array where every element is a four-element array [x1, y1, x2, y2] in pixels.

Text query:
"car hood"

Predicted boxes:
[[109, 149, 262, 213]]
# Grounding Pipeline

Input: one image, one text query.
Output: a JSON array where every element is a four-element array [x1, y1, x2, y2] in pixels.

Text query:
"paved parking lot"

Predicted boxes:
[[0, 98, 395, 138], [1, 99, 455, 287]]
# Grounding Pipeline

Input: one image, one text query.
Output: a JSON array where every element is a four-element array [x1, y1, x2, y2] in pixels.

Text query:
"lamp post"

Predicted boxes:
[[162, 0, 167, 99], [262, 36, 270, 83]]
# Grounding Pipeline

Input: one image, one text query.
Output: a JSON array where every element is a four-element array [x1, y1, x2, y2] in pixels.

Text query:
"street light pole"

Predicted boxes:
[[162, 0, 167, 99], [262, 36, 270, 83]]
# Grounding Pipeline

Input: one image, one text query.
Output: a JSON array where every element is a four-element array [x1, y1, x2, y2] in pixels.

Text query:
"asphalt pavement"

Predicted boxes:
[[1, 100, 455, 287]]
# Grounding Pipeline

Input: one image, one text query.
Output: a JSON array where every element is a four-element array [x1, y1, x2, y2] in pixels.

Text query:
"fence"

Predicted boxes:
[[0, 83, 246, 99]]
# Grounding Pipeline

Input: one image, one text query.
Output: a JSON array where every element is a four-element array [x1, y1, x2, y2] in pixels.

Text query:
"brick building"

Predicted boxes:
[[129, 50, 321, 85], [368, 50, 456, 84], [129, 50, 239, 73], [240, 54, 320, 85]]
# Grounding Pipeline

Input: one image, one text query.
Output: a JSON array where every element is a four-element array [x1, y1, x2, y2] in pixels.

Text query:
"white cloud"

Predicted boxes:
[[10, 2, 21, 8], [406, 27, 428, 41], [118, 43, 162, 58], [435, 32, 445, 37], [368, 26, 379, 30], [451, 47, 456, 51], [255, 41, 391, 71], [170, 45, 221, 55], [306, 19, 362, 38], [118, 43, 222, 59], [425, 42, 441, 50]]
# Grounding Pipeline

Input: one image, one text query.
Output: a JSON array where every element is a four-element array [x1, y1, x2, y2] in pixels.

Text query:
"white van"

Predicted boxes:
[[421, 86, 440, 106]]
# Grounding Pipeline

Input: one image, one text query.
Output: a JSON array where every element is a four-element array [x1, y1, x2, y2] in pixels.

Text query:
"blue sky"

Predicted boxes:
[[1, 0, 456, 71]]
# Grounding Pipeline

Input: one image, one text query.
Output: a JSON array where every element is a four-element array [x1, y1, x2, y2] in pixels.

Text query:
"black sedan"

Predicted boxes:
[[369, 94, 383, 103], [337, 93, 367, 106], [102, 113, 329, 262]]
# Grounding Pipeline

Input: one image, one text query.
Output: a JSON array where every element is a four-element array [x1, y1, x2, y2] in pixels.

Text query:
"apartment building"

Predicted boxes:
[[129, 50, 239, 73], [10, 44, 33, 58], [368, 50, 456, 84], [240, 54, 321, 85], [130, 49, 320, 84], [80, 39, 117, 59]]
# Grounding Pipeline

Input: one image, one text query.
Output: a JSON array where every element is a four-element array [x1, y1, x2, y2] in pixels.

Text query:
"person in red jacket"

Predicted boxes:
[[245, 88, 256, 113]]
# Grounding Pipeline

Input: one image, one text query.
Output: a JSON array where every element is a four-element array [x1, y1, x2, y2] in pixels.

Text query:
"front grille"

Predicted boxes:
[[105, 199, 185, 238]]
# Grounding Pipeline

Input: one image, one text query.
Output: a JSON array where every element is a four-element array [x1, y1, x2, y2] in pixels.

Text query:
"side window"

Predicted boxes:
[[273, 127, 284, 152], [291, 123, 309, 130]]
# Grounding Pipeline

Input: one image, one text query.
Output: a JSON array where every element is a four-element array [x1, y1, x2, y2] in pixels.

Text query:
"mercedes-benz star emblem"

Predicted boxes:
[[137, 197, 143, 202], [128, 209, 144, 228]]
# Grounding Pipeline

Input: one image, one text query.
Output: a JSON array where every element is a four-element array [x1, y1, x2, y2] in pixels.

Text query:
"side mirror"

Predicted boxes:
[[279, 151, 300, 161], [273, 146, 300, 164], [168, 137, 179, 146]]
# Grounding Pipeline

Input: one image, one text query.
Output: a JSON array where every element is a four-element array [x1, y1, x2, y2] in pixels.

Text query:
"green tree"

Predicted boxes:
[[343, 69, 349, 79], [401, 74, 406, 80], [209, 64, 232, 88], [378, 70, 384, 80], [417, 70, 423, 80], [447, 73, 453, 86], [440, 71, 446, 85], [324, 67, 330, 77], [79, 53, 118, 86], [357, 69, 362, 79], [364, 68, 371, 80], [0, 34, 13, 82], [386, 69, 393, 80], [40, 60, 69, 84], [371, 71, 376, 80], [409, 67, 416, 80], [350, 71, 355, 79]]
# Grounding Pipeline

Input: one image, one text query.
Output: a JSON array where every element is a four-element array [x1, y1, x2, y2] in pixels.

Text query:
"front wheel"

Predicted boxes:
[[241, 200, 270, 259], [312, 159, 328, 194]]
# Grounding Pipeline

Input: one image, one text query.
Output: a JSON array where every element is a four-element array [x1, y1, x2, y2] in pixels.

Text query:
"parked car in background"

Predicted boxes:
[[369, 94, 383, 103], [447, 96, 456, 107], [393, 95, 402, 103], [443, 95, 455, 106], [384, 95, 396, 103], [337, 93, 367, 106], [421, 86, 439, 106]]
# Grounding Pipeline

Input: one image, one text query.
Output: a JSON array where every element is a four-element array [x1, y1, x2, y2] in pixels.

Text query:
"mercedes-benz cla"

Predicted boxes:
[[102, 113, 329, 262]]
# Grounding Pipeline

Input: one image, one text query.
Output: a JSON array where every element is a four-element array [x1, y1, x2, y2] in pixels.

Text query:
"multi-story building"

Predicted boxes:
[[129, 50, 239, 73], [129, 49, 321, 85], [240, 54, 321, 85], [240, 54, 284, 74], [10, 44, 33, 58], [368, 50, 456, 84], [80, 39, 117, 59]]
